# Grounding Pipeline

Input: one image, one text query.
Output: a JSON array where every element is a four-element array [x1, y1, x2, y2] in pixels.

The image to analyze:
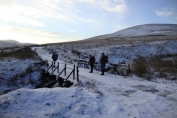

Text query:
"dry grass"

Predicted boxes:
[[132, 57, 148, 77], [0, 47, 39, 60], [132, 55, 177, 80], [71, 49, 81, 56], [150, 57, 177, 79]]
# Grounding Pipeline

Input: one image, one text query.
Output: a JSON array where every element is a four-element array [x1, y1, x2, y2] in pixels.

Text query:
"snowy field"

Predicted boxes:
[[43, 40, 177, 64], [0, 45, 177, 118]]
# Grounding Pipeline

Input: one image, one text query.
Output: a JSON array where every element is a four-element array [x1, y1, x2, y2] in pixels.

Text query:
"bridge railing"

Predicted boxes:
[[77, 60, 131, 76], [77, 59, 100, 71], [43, 60, 79, 82]]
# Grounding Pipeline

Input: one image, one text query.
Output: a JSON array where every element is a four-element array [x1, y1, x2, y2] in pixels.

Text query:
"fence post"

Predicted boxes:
[[64, 63, 66, 76], [46, 60, 49, 67], [52, 61, 53, 71], [73, 65, 75, 80], [114, 65, 120, 75], [57, 62, 59, 73], [77, 66, 79, 82], [128, 65, 131, 73]]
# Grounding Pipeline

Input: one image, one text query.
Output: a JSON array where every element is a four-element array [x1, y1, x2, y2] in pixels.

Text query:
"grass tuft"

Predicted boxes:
[[0, 47, 38, 60], [132, 55, 177, 80], [71, 49, 81, 56]]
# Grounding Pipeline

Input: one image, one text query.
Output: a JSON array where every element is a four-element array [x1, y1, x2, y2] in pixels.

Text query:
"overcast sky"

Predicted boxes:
[[0, 0, 176, 44]]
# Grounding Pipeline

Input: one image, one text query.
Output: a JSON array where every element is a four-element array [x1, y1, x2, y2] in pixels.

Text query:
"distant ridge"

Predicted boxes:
[[0, 40, 34, 48], [85, 24, 177, 40]]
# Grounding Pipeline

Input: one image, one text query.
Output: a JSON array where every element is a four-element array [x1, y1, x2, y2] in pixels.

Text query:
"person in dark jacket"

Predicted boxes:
[[100, 53, 106, 75], [89, 55, 95, 73], [52, 52, 58, 67]]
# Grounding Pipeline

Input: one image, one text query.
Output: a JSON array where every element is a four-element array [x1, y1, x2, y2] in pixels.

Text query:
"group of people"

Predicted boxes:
[[89, 53, 108, 75], [52, 52, 108, 75]]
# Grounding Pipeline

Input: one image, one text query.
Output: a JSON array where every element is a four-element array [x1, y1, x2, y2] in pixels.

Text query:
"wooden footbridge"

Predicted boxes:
[[42, 60, 131, 86], [42, 61, 79, 83]]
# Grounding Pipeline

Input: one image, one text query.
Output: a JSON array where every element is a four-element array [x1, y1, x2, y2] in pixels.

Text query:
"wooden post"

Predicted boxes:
[[73, 65, 75, 79], [128, 65, 131, 73], [57, 62, 59, 73], [52, 61, 53, 71], [114, 65, 120, 75], [77, 66, 79, 82], [64, 63, 66, 76]]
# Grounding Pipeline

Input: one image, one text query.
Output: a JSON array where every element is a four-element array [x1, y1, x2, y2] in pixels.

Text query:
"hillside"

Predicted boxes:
[[0, 41, 17, 48], [86, 24, 177, 41], [0, 40, 34, 48]]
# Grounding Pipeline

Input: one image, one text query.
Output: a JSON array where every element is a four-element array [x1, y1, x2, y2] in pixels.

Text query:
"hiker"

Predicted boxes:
[[52, 52, 58, 67], [88, 55, 95, 73], [100, 53, 108, 75]]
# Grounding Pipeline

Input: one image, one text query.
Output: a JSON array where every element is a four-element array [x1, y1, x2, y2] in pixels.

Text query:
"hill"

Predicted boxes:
[[0, 41, 17, 48], [86, 24, 177, 41], [0, 40, 34, 48]]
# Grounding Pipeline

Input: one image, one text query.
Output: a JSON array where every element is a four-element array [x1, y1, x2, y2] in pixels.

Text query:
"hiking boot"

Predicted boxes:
[[89, 71, 93, 73], [100, 73, 104, 75]]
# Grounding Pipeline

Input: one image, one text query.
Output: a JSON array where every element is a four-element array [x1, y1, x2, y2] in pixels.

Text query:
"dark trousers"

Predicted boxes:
[[52, 59, 57, 67], [90, 63, 93, 72], [101, 63, 106, 74]]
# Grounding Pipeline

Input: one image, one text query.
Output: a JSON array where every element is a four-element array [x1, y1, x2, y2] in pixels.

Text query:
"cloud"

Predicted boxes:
[[69, 30, 75, 33], [106, 4, 127, 13], [0, 24, 79, 44], [0, 6, 45, 27], [0, 0, 98, 27], [11, 27, 61, 38], [77, 0, 128, 13], [156, 8, 175, 17], [0, 24, 61, 38]]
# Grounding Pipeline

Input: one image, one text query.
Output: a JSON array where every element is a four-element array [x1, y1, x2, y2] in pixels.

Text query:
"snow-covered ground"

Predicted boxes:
[[44, 40, 177, 64], [0, 58, 42, 95], [0, 46, 177, 118]]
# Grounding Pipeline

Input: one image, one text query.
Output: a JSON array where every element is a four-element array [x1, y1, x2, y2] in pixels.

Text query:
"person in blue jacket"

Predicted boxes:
[[52, 52, 58, 67]]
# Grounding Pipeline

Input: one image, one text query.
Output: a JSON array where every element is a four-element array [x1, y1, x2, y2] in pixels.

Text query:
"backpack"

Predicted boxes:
[[55, 54, 58, 60], [105, 55, 108, 63], [52, 53, 58, 60]]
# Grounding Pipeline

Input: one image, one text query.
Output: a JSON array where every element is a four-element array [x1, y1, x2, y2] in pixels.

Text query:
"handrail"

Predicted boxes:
[[57, 63, 66, 77], [77, 61, 99, 70], [46, 63, 53, 72], [44, 61, 79, 82], [42, 61, 48, 68], [66, 65, 75, 80], [51, 64, 59, 74], [47, 60, 77, 66], [77, 60, 130, 76]]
